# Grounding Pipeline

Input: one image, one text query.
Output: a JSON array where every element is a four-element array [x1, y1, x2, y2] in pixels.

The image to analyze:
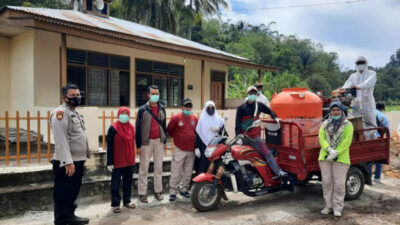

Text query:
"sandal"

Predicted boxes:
[[124, 202, 136, 209], [113, 207, 121, 213], [139, 195, 148, 203], [155, 192, 164, 201]]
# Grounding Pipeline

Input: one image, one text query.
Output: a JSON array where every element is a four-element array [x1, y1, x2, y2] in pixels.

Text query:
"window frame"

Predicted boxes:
[[66, 48, 130, 107], [135, 58, 185, 108]]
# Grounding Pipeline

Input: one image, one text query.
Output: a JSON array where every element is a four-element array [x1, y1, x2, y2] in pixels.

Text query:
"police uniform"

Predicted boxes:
[[50, 103, 89, 225]]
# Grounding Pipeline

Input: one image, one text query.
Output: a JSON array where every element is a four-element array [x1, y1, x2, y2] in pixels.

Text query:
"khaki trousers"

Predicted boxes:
[[138, 139, 164, 195], [319, 160, 350, 212], [169, 146, 195, 194]]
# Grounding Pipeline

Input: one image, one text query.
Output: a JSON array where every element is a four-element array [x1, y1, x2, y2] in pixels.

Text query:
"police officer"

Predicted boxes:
[[50, 84, 89, 225]]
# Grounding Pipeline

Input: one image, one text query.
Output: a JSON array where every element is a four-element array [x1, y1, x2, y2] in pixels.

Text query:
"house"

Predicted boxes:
[[0, 0, 277, 153], [0, 0, 276, 113]]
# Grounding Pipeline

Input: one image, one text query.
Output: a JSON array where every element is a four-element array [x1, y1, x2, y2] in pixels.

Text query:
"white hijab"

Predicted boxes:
[[196, 101, 224, 145]]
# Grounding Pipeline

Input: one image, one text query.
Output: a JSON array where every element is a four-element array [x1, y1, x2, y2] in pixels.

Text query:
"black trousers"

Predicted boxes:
[[111, 166, 134, 207], [52, 160, 85, 225], [194, 145, 209, 175]]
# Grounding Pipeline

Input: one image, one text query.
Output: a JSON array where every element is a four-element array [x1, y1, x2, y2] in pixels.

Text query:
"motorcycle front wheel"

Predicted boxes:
[[191, 181, 222, 212]]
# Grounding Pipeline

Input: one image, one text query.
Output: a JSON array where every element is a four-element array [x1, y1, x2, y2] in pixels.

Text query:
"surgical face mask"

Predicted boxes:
[[66, 96, 81, 107], [150, 95, 159, 103], [257, 91, 262, 95], [183, 110, 192, 116], [119, 114, 130, 123], [206, 107, 215, 116], [248, 94, 257, 102], [331, 115, 342, 120], [356, 64, 367, 72]]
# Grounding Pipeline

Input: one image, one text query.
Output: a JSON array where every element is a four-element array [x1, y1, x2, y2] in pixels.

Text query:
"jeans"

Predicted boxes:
[[368, 163, 382, 179], [251, 136, 282, 176]]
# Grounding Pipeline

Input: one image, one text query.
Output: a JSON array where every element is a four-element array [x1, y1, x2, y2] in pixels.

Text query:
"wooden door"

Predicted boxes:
[[211, 82, 224, 109]]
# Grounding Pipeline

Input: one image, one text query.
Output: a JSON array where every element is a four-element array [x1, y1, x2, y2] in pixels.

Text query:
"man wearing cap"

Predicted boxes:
[[235, 86, 287, 178], [244, 83, 270, 106], [167, 98, 198, 201], [343, 56, 377, 140]]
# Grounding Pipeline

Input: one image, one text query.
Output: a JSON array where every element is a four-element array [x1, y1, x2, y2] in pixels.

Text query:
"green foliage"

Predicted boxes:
[[0, 0, 71, 9], [227, 68, 308, 99], [386, 106, 400, 112]]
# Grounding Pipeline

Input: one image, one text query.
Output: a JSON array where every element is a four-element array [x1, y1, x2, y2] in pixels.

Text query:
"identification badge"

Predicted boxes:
[[72, 117, 80, 123], [191, 121, 195, 126], [178, 121, 184, 126]]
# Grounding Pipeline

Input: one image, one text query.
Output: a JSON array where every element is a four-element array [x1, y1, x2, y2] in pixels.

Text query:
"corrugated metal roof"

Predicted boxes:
[[7, 6, 248, 61]]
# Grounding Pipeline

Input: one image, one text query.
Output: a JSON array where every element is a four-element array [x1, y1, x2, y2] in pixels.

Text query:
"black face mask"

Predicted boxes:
[[206, 107, 215, 116], [66, 96, 81, 107]]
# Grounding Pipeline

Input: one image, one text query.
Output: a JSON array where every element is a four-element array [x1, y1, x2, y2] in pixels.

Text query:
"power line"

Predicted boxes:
[[233, 0, 373, 11]]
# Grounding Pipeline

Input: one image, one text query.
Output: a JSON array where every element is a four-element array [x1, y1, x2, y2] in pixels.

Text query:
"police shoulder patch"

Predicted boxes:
[[56, 111, 64, 121]]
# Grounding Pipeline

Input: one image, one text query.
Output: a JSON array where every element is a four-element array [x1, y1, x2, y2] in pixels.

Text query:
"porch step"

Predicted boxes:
[[0, 154, 173, 218]]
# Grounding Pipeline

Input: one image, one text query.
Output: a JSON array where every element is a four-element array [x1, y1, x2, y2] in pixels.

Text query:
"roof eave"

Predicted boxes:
[[0, 7, 279, 71]]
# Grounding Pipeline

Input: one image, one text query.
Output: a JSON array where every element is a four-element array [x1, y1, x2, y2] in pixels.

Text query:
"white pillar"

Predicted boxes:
[[80, 107, 100, 152]]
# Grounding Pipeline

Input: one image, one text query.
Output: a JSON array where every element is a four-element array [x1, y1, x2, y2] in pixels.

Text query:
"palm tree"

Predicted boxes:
[[186, 0, 228, 39], [110, 0, 180, 34]]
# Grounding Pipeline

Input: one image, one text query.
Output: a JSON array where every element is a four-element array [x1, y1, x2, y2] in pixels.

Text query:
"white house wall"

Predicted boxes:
[[10, 31, 35, 112], [0, 37, 11, 114], [34, 30, 61, 107]]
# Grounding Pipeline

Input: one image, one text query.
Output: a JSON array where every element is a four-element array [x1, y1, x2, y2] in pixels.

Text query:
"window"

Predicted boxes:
[[136, 59, 184, 107], [67, 49, 130, 106]]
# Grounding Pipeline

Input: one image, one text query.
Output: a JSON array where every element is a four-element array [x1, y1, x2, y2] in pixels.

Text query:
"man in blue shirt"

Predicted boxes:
[[368, 103, 389, 183]]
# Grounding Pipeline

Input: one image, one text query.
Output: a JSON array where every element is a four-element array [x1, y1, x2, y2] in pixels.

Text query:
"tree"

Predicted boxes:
[[185, 0, 228, 39], [0, 0, 71, 9]]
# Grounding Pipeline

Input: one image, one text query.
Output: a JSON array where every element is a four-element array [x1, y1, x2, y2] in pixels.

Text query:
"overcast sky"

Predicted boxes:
[[220, 0, 400, 70]]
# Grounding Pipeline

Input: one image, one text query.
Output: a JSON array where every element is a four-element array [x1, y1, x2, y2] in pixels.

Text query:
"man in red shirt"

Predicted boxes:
[[136, 85, 167, 203], [167, 98, 198, 201]]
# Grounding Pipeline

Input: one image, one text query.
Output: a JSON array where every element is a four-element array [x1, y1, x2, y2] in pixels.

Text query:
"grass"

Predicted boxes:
[[386, 105, 400, 112]]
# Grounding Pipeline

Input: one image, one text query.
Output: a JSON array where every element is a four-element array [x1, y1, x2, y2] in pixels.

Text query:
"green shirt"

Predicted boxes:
[[318, 122, 354, 165]]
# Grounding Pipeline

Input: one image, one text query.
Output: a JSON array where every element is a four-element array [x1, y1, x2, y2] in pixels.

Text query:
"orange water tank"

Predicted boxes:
[[270, 88, 323, 148], [270, 87, 322, 119]]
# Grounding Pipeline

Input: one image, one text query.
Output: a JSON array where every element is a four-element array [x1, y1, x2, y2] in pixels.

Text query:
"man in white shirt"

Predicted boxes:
[[342, 56, 377, 140], [255, 83, 270, 107]]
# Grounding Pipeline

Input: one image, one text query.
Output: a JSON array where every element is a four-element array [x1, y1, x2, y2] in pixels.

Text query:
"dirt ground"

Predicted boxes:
[[1, 173, 400, 225]]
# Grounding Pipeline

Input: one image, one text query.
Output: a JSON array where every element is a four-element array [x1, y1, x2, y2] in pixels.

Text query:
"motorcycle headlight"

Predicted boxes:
[[204, 146, 217, 158]]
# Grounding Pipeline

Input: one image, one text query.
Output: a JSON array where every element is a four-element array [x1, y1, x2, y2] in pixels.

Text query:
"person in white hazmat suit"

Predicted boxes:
[[343, 56, 377, 140]]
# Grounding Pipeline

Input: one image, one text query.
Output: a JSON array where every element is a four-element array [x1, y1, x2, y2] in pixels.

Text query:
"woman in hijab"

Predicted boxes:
[[194, 101, 225, 175], [318, 102, 353, 217], [106, 107, 136, 213]]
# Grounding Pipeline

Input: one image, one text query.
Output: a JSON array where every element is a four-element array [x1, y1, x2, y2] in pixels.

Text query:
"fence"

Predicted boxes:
[[98, 111, 205, 156], [1, 109, 271, 166], [0, 111, 52, 166]]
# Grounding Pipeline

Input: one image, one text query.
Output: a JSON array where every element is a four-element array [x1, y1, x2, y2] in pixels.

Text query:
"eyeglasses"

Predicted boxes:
[[356, 61, 366, 65], [184, 104, 193, 108]]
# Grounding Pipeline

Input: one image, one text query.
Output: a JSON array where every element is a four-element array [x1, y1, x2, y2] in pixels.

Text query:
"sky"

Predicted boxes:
[[220, 0, 400, 70]]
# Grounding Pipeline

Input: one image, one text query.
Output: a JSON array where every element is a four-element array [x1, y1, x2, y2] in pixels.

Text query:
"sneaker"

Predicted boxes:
[[180, 191, 190, 198], [333, 211, 342, 217], [279, 171, 288, 177], [169, 194, 176, 202], [321, 208, 332, 215], [373, 178, 382, 184]]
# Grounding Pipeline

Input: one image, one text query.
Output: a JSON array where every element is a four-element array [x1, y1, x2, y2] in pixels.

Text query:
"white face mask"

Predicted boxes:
[[356, 64, 367, 72]]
